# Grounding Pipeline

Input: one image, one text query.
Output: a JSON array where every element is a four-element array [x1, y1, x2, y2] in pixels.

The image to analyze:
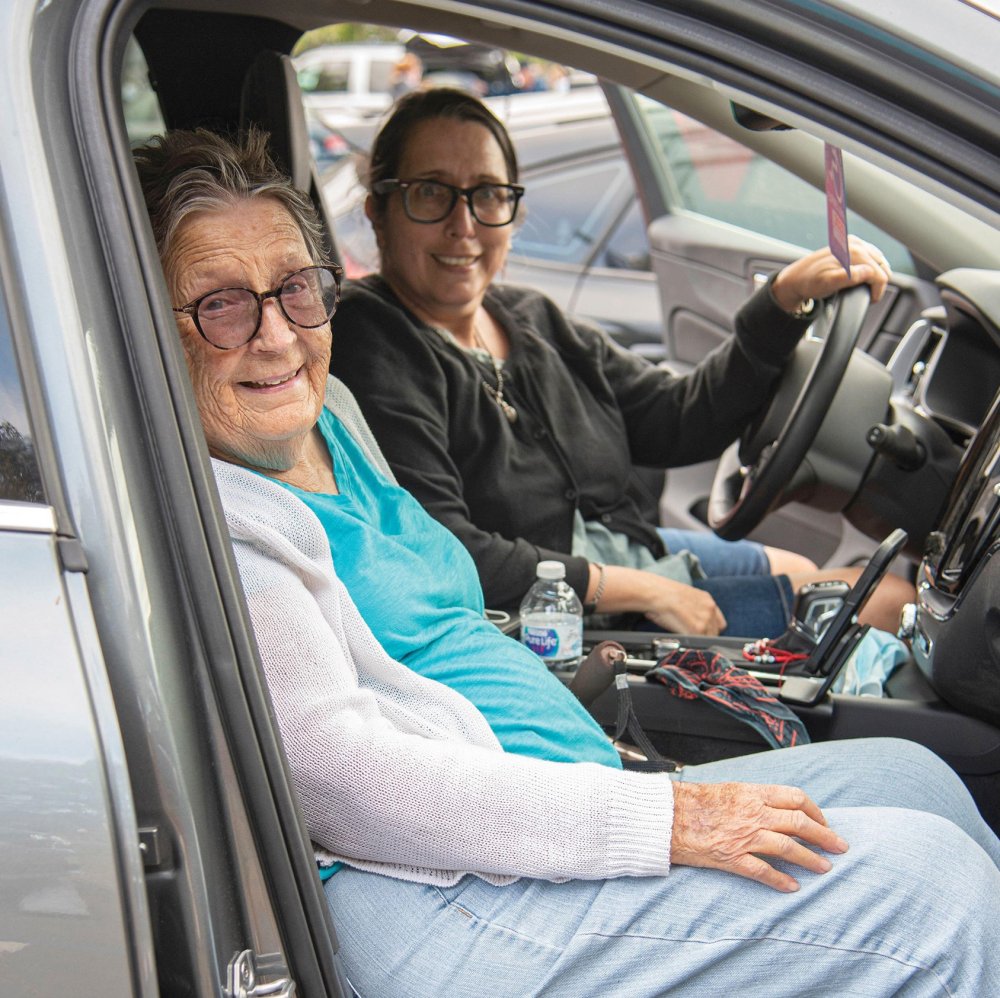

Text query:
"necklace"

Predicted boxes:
[[473, 327, 518, 424]]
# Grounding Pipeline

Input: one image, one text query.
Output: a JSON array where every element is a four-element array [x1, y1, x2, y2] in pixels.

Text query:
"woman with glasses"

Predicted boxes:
[[134, 126, 1000, 998], [136, 126, 617, 768], [331, 87, 913, 638]]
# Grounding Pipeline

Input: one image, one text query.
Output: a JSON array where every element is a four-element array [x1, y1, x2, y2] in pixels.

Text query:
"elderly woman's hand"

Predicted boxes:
[[670, 781, 849, 892], [771, 235, 892, 312]]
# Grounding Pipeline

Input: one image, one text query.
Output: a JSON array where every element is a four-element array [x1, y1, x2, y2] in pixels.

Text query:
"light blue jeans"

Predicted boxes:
[[657, 527, 770, 577], [325, 738, 1000, 996]]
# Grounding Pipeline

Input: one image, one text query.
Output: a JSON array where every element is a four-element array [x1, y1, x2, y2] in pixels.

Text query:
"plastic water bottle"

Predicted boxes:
[[519, 561, 583, 672]]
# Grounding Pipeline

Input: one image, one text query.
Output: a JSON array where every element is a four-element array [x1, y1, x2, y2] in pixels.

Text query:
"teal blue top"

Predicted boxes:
[[279, 408, 621, 772]]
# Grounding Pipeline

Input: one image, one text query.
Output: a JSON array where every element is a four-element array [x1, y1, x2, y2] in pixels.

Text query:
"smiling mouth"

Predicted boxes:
[[240, 367, 302, 390], [434, 254, 478, 267]]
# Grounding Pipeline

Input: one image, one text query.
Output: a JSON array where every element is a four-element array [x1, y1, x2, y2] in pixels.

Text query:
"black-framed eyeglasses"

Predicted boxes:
[[172, 264, 343, 350], [373, 179, 524, 227]]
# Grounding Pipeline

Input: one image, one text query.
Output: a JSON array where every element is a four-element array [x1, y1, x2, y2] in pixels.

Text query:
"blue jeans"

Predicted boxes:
[[657, 527, 770, 577], [693, 573, 795, 638], [655, 528, 792, 637], [325, 738, 1000, 996]]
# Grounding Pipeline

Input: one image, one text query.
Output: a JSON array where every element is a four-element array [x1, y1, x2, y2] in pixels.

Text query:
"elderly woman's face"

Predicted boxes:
[[370, 117, 513, 327], [169, 198, 330, 472]]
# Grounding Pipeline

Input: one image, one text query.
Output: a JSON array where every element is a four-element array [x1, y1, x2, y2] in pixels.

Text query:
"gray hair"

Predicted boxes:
[[133, 127, 327, 277]]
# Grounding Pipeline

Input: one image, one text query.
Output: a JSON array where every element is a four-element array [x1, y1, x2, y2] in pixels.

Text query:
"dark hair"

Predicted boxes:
[[367, 88, 519, 215], [133, 127, 327, 277]]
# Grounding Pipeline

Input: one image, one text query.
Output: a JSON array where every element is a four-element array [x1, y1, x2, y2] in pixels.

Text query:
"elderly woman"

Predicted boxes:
[[133, 128, 1000, 996], [331, 88, 913, 638]]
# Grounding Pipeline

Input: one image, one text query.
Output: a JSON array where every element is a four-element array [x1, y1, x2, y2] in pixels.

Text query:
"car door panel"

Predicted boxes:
[[571, 265, 664, 355], [0, 518, 146, 997], [606, 85, 943, 566], [502, 256, 582, 314], [572, 197, 667, 356], [646, 211, 805, 368], [637, 210, 847, 558]]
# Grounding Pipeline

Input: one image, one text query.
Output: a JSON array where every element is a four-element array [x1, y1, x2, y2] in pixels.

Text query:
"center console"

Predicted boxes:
[[570, 523, 1000, 812], [580, 528, 908, 709]]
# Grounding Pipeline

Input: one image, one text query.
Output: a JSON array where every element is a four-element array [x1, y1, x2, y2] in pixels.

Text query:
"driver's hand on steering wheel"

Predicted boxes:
[[771, 236, 892, 314]]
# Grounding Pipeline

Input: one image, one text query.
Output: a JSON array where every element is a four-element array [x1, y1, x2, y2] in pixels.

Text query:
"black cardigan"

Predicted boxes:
[[331, 275, 808, 610]]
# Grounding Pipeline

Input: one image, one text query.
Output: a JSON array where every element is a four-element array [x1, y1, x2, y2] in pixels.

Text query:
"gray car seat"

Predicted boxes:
[[239, 49, 337, 262]]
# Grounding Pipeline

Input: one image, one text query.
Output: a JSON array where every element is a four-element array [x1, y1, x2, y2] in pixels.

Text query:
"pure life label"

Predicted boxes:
[[519, 560, 584, 670], [522, 617, 583, 664]]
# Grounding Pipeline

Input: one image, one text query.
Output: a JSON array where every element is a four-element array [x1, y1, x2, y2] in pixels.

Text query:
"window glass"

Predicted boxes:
[[300, 60, 351, 93], [512, 159, 630, 264], [596, 199, 651, 271], [0, 292, 44, 504], [122, 37, 165, 146], [636, 96, 915, 275], [368, 58, 396, 93]]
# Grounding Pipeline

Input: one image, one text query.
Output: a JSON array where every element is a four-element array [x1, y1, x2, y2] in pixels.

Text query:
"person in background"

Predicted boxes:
[[330, 87, 914, 638], [134, 125, 1000, 998], [515, 61, 547, 91], [389, 52, 423, 100], [544, 62, 571, 92]]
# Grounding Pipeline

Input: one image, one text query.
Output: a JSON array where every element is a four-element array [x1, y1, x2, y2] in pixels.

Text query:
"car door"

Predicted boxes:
[[602, 81, 941, 566], [0, 274, 152, 996], [0, 170, 344, 997], [2, 8, 356, 993]]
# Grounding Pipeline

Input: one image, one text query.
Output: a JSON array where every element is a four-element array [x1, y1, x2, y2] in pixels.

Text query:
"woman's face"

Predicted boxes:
[[369, 117, 513, 328], [169, 197, 331, 473]]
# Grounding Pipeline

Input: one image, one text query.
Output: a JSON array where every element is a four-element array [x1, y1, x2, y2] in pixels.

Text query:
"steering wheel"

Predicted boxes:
[[707, 284, 871, 540]]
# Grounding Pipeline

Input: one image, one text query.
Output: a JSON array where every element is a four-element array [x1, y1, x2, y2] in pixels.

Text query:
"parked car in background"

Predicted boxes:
[[401, 31, 521, 95], [307, 111, 353, 173], [294, 42, 404, 117], [4, 0, 1000, 994]]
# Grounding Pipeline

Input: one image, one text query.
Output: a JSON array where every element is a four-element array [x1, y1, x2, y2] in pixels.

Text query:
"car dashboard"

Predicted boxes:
[[891, 270, 1000, 448], [913, 385, 1000, 729]]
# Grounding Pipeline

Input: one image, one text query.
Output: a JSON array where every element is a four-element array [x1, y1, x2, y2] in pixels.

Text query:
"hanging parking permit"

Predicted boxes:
[[824, 143, 852, 278]]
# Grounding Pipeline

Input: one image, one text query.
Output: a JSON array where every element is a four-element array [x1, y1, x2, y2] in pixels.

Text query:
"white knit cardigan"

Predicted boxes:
[[212, 377, 675, 886]]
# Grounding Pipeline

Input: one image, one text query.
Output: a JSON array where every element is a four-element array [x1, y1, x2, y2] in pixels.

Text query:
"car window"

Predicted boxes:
[[302, 59, 351, 93], [635, 96, 916, 276], [596, 198, 651, 271], [512, 157, 632, 265], [0, 287, 44, 504], [368, 58, 396, 93]]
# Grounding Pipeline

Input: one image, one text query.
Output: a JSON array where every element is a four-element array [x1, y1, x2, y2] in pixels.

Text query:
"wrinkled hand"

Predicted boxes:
[[772, 235, 892, 312], [643, 577, 726, 635], [671, 781, 849, 892]]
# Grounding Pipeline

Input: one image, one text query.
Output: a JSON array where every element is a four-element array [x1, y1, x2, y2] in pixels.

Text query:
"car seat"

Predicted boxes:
[[239, 49, 338, 262]]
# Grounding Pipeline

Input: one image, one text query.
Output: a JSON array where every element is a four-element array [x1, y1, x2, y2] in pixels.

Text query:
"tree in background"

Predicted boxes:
[[0, 421, 43, 503], [293, 22, 400, 55]]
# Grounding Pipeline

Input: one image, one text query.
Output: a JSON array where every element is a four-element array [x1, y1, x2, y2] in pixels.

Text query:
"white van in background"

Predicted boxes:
[[294, 43, 404, 117]]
